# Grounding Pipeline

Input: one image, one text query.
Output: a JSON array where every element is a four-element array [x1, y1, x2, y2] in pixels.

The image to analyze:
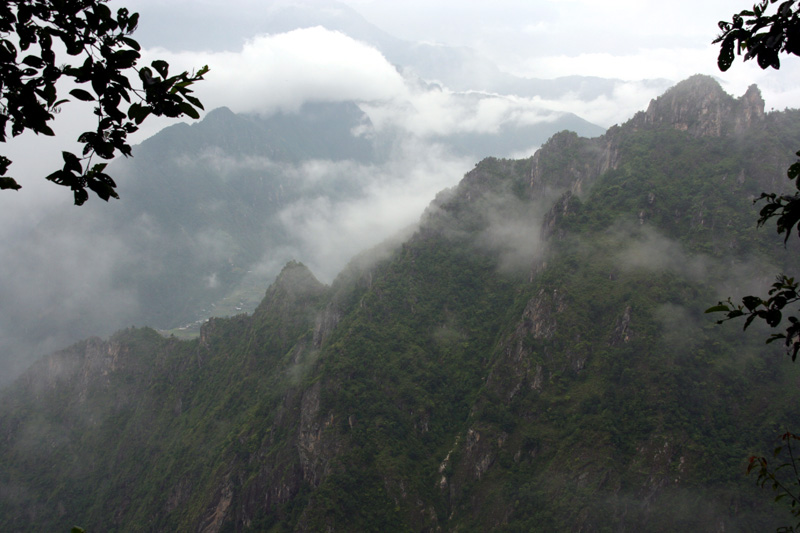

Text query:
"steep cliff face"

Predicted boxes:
[[630, 74, 766, 137], [3, 77, 800, 531]]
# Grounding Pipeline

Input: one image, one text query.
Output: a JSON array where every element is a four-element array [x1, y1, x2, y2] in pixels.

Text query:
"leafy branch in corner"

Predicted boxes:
[[0, 0, 208, 204], [705, 149, 800, 359], [714, 0, 800, 71], [756, 151, 800, 245], [707, 275, 800, 360], [748, 432, 800, 532], [710, 2, 800, 528], [706, 1, 800, 361]]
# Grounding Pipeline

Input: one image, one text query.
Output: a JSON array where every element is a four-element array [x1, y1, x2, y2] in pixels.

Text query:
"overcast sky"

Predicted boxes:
[[346, 0, 800, 99], [111, 0, 800, 112]]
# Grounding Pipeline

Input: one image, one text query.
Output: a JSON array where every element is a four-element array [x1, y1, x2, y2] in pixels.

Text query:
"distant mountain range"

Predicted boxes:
[[136, 0, 671, 102], [3, 75, 800, 531], [106, 98, 604, 330], [0, 100, 605, 386], [0, 0, 682, 387]]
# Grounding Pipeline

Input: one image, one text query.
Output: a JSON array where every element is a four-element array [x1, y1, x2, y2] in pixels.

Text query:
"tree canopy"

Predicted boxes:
[[0, 0, 207, 204]]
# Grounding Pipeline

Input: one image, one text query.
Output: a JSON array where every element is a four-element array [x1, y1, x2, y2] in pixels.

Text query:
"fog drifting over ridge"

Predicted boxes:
[[1, 0, 797, 386], [138, 27, 649, 137]]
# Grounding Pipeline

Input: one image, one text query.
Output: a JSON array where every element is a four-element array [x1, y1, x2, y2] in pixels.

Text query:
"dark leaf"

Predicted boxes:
[[178, 101, 200, 119], [718, 37, 736, 71], [73, 188, 89, 206], [61, 151, 82, 174], [87, 179, 118, 201], [184, 94, 203, 109], [0, 177, 21, 190], [69, 88, 95, 102], [120, 36, 141, 51], [21, 55, 44, 68], [151, 59, 169, 78], [38, 124, 55, 136], [743, 295, 763, 311]]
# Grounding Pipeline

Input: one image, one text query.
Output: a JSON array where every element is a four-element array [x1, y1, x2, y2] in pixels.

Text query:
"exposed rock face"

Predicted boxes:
[[529, 130, 617, 198], [297, 381, 338, 486], [516, 289, 565, 341], [610, 305, 633, 346], [198, 475, 234, 533], [630, 74, 765, 137], [313, 303, 341, 348], [12, 332, 158, 405], [484, 287, 568, 404], [735, 84, 766, 132], [541, 190, 574, 241], [3, 76, 797, 533]]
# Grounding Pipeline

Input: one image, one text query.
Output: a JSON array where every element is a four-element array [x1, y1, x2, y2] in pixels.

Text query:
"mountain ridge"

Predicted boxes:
[[2, 76, 800, 531]]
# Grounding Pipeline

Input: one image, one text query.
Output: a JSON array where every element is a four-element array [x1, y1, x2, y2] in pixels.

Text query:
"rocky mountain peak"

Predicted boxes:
[[251, 261, 328, 320], [269, 261, 326, 300], [736, 83, 766, 131], [629, 74, 765, 137]]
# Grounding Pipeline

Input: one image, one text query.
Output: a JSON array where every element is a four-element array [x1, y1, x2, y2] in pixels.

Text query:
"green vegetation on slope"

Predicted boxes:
[[2, 78, 800, 531]]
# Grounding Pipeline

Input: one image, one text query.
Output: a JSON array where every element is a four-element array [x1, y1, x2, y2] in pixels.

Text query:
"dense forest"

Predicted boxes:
[[2, 75, 800, 531]]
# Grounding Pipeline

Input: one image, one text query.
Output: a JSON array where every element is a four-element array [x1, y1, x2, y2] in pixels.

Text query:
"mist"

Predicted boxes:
[[274, 140, 473, 282], [2, 0, 798, 388]]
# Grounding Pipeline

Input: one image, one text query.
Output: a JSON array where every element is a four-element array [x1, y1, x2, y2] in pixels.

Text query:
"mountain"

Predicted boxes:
[[0, 92, 605, 388], [3, 75, 800, 531], [0, 0, 656, 388], [102, 98, 603, 330]]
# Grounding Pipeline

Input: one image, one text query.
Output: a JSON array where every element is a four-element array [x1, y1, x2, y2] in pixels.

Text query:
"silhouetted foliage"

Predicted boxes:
[[709, 1, 800, 361], [715, 0, 800, 71], [0, 0, 207, 204], [710, 2, 800, 528], [748, 432, 800, 532]]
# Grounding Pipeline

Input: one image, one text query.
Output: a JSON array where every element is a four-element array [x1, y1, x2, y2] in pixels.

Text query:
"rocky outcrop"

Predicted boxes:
[[297, 381, 338, 486], [630, 74, 765, 137], [198, 475, 234, 533], [609, 305, 633, 345], [734, 84, 766, 133], [528, 130, 618, 199], [485, 288, 567, 403], [11, 329, 169, 405], [253, 261, 327, 318], [540, 190, 575, 241], [313, 303, 341, 348]]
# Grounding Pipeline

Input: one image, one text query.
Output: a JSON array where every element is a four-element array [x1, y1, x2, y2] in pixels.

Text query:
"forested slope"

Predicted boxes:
[[2, 75, 800, 531]]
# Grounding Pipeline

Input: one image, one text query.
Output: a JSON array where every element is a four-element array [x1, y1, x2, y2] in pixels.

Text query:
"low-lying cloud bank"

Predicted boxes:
[[141, 27, 657, 139], [0, 132, 476, 385], [2, 20, 787, 386], [270, 139, 475, 283]]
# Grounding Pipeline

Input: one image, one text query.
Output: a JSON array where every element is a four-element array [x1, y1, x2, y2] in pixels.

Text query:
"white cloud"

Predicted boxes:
[[524, 81, 667, 129], [143, 27, 407, 118], [274, 140, 473, 282], [138, 28, 589, 142], [361, 89, 569, 138]]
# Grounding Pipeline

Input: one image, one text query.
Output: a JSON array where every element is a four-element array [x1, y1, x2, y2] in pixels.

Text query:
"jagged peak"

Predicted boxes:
[[274, 261, 325, 291], [663, 74, 728, 99], [627, 74, 765, 137], [204, 106, 235, 119], [255, 261, 327, 314]]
